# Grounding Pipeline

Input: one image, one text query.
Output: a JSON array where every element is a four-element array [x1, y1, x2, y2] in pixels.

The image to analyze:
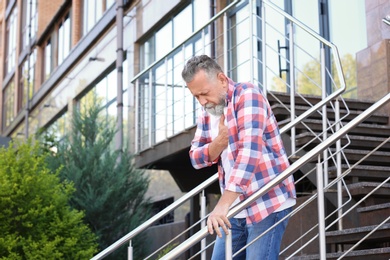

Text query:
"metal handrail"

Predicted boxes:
[[92, 0, 352, 257], [90, 174, 218, 260], [90, 87, 350, 259], [160, 93, 390, 259]]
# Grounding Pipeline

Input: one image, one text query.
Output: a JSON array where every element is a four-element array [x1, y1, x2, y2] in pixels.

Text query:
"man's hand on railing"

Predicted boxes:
[[207, 190, 240, 237]]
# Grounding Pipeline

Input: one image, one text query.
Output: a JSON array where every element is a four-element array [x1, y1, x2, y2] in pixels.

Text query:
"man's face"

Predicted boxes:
[[186, 70, 227, 116]]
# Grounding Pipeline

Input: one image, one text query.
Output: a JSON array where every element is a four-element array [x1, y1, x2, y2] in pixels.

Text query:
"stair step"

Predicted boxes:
[[339, 149, 390, 166], [296, 149, 390, 166], [289, 247, 390, 260], [267, 91, 377, 111], [279, 119, 390, 137], [295, 132, 390, 151], [329, 164, 390, 182], [344, 181, 390, 198], [358, 202, 390, 213], [328, 164, 390, 183], [325, 223, 390, 245], [272, 103, 389, 125]]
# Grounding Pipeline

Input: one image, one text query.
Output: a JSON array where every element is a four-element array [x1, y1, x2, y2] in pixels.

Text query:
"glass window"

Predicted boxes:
[[3, 79, 15, 129], [140, 0, 212, 70], [58, 13, 71, 65], [155, 21, 173, 62], [83, 0, 115, 36], [44, 39, 53, 81], [44, 112, 68, 144], [19, 49, 37, 112], [137, 0, 213, 150], [5, 7, 17, 76], [21, 0, 38, 50]]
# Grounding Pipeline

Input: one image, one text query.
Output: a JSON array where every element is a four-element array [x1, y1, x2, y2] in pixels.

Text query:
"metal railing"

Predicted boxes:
[[91, 0, 390, 259], [160, 93, 390, 260]]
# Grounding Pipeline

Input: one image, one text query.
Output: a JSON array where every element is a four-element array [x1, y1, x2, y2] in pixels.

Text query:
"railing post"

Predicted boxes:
[[261, 1, 267, 95], [225, 229, 233, 260], [165, 56, 169, 139], [335, 99, 343, 233], [148, 69, 153, 147], [316, 159, 327, 259], [321, 44, 329, 186], [201, 191, 207, 260], [249, 0, 254, 83], [135, 79, 139, 153], [288, 21, 296, 155], [223, 13, 228, 72], [128, 240, 133, 260]]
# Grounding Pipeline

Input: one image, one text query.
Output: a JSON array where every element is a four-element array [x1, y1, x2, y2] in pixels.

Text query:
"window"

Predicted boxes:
[[83, 0, 115, 36], [58, 13, 71, 65], [80, 68, 118, 123], [43, 11, 72, 81], [5, 7, 17, 76], [140, 0, 211, 70], [19, 49, 37, 112], [137, 0, 212, 150], [45, 112, 68, 144], [44, 39, 53, 80], [3, 79, 15, 129], [21, 0, 38, 50]]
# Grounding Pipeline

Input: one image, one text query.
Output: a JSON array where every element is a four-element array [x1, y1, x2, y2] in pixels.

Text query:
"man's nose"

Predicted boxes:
[[198, 96, 207, 106]]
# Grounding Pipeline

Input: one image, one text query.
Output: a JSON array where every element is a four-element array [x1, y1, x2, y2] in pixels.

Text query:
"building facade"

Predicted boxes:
[[0, 0, 389, 226]]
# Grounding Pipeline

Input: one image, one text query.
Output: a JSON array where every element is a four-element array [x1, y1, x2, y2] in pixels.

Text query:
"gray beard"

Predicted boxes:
[[205, 104, 224, 116]]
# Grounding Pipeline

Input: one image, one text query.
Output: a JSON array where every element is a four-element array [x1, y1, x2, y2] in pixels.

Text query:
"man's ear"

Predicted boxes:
[[217, 72, 227, 86]]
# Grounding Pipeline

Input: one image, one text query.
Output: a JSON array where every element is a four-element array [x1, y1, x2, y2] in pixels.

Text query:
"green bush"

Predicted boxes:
[[0, 140, 98, 259]]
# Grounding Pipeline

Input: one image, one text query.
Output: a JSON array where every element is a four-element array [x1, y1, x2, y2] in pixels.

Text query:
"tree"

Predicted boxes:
[[271, 53, 357, 98], [44, 92, 151, 259], [0, 139, 98, 259]]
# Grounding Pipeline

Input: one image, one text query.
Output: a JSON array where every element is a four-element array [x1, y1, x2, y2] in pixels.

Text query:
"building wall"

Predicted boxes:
[[357, 0, 390, 116]]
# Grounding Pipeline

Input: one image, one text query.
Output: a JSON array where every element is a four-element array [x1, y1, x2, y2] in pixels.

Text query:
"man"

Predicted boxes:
[[182, 55, 296, 260]]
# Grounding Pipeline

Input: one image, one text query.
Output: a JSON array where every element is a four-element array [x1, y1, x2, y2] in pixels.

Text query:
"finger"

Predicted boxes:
[[219, 114, 225, 124], [207, 219, 214, 235]]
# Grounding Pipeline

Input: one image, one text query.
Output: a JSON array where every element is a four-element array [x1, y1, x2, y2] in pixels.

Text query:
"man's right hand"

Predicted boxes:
[[208, 114, 228, 161]]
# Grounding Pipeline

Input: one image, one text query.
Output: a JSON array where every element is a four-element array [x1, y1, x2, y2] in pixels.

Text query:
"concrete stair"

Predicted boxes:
[[270, 92, 390, 259]]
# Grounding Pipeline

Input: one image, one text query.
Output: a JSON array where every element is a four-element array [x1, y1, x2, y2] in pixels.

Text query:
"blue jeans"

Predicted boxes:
[[211, 207, 292, 260]]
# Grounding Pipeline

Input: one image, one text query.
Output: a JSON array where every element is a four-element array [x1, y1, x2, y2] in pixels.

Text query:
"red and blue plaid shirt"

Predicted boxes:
[[189, 78, 296, 224]]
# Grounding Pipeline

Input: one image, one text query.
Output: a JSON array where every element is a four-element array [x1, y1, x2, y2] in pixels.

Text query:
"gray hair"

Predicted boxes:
[[181, 55, 223, 83]]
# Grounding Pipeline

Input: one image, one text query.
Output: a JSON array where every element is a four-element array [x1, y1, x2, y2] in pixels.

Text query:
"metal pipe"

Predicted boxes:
[[148, 70, 152, 147], [261, 2, 267, 95], [201, 191, 207, 260], [288, 21, 296, 155], [249, 0, 254, 83], [316, 161, 327, 259], [226, 229, 233, 259], [116, 0, 124, 152], [134, 79, 139, 153], [223, 13, 228, 72], [335, 99, 343, 232], [321, 44, 328, 186], [25, 0, 34, 138]]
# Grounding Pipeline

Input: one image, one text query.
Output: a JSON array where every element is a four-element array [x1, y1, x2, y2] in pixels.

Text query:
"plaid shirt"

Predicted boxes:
[[189, 78, 296, 224]]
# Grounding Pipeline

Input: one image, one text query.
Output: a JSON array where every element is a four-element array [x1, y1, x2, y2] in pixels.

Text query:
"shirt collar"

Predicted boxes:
[[226, 77, 236, 104]]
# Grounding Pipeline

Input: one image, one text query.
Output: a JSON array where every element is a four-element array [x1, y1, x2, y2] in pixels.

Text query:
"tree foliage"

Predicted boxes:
[[271, 53, 357, 98], [0, 140, 98, 259], [44, 92, 151, 259]]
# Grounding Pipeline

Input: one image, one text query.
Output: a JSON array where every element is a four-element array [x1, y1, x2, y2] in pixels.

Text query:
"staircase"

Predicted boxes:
[[268, 92, 390, 259]]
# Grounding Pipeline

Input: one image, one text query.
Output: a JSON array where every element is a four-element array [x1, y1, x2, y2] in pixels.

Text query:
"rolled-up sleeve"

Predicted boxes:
[[189, 110, 218, 169]]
